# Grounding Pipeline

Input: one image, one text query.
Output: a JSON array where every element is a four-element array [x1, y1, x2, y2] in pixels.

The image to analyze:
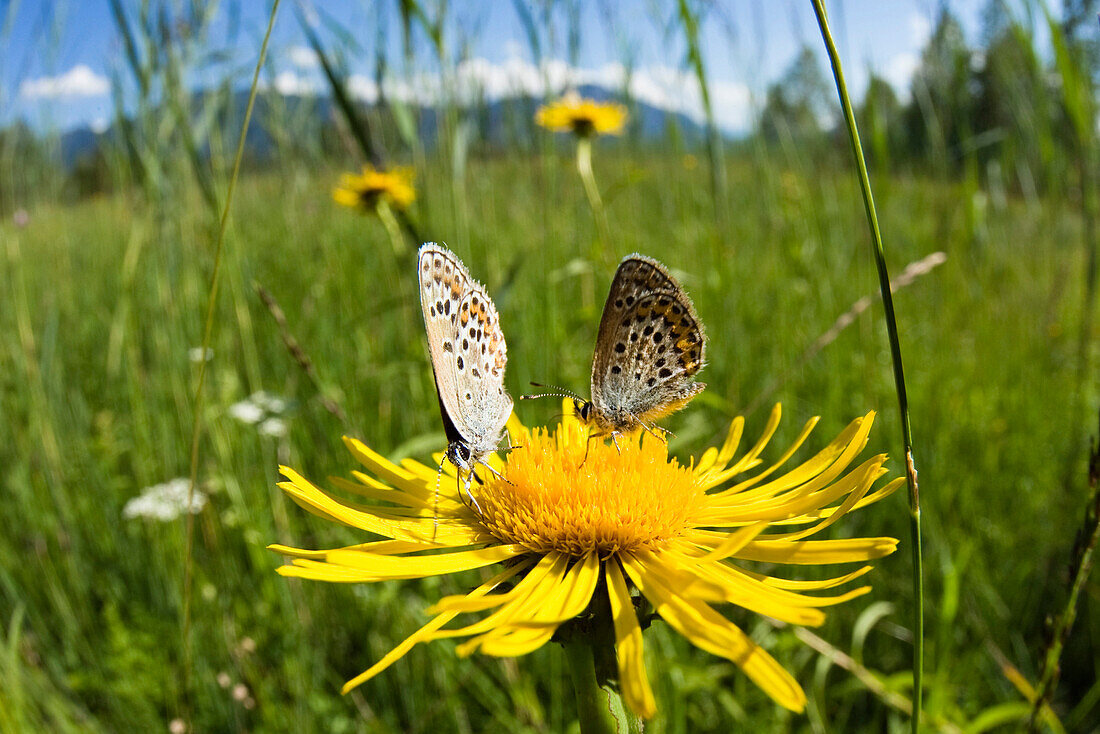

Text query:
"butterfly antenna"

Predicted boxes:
[[433, 454, 447, 543], [521, 382, 584, 402]]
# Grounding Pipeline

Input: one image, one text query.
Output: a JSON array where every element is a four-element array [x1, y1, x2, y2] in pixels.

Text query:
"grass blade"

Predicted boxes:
[[810, 3, 923, 732], [180, 0, 281, 722], [297, 5, 423, 247]]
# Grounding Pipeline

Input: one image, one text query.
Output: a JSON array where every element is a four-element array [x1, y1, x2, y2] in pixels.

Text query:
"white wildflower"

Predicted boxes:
[[258, 417, 288, 438], [229, 400, 264, 425], [250, 391, 286, 414], [122, 478, 207, 521]]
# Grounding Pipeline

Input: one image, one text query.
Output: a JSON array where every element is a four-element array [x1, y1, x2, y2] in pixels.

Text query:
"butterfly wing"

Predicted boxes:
[[418, 243, 476, 442], [591, 255, 707, 429], [451, 284, 513, 455]]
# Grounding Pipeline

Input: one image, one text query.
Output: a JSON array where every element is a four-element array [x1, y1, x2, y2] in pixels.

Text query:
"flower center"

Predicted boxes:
[[476, 421, 703, 556], [570, 117, 596, 137]]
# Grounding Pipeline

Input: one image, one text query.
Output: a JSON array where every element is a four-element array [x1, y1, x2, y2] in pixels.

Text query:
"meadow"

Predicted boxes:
[[2, 2, 1099, 733]]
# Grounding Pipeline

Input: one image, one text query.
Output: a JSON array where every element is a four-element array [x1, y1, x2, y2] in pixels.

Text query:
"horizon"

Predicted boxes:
[[2, 1, 1001, 136]]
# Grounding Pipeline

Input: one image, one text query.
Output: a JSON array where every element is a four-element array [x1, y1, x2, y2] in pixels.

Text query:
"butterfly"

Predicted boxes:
[[526, 254, 707, 446], [417, 243, 513, 514]]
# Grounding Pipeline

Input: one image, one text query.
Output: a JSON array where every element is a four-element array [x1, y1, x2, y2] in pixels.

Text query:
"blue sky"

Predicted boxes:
[[2, 1, 992, 135]]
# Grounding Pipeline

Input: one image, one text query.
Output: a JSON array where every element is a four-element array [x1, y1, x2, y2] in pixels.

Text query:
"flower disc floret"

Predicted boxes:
[[479, 423, 703, 556]]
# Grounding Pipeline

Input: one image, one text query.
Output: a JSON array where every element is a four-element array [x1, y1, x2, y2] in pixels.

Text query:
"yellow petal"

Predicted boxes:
[[758, 463, 884, 542], [697, 523, 768, 562], [268, 539, 439, 560], [639, 549, 825, 626], [331, 474, 433, 509], [740, 564, 873, 591], [707, 414, 872, 504], [621, 552, 806, 712], [340, 559, 532, 693], [512, 552, 600, 626], [277, 560, 384, 583], [607, 559, 657, 718], [699, 455, 884, 525], [739, 537, 899, 564], [324, 543, 526, 579], [342, 437, 439, 502], [434, 553, 570, 639], [277, 467, 479, 546], [730, 404, 782, 474], [429, 552, 563, 615], [463, 553, 600, 657]]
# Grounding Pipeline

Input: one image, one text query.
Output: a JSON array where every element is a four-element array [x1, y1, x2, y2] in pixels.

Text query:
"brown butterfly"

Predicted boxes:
[[526, 254, 707, 445]]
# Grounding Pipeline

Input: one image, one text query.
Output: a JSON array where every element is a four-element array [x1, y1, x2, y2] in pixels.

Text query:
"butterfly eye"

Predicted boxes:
[[573, 400, 592, 421]]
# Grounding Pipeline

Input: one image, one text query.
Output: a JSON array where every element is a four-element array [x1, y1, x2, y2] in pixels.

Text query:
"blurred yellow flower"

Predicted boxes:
[[271, 402, 900, 719], [536, 94, 628, 137], [332, 165, 416, 212]]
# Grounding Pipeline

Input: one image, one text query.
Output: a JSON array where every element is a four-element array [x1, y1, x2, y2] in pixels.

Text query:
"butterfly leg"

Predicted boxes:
[[478, 459, 511, 487], [459, 471, 484, 516], [577, 427, 611, 468], [501, 428, 523, 453]]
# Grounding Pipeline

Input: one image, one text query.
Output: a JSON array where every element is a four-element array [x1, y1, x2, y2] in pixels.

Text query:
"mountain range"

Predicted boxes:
[[56, 83, 712, 168]]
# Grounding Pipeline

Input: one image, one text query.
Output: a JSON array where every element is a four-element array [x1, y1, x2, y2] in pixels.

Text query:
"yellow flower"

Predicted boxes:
[[271, 403, 901, 719], [332, 165, 416, 212], [536, 94, 628, 137]]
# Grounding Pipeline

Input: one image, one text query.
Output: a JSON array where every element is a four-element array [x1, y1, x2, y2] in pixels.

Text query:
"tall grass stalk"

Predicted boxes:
[[1027, 411, 1100, 731], [810, 3, 923, 731], [676, 0, 729, 235], [181, 0, 281, 719], [576, 137, 611, 252], [298, 6, 424, 248]]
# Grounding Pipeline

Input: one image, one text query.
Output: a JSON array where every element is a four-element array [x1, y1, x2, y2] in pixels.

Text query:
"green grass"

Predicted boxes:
[[0, 147, 1096, 731]]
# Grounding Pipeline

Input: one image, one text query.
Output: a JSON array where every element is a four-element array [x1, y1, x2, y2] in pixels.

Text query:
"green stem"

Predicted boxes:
[[810, 3, 923, 733], [181, 0, 281, 722], [576, 136, 611, 252], [1028, 418, 1100, 731], [563, 639, 641, 734], [376, 199, 409, 256]]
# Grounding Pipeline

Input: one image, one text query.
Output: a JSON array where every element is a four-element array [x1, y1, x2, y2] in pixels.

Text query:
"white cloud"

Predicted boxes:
[[90, 117, 110, 134], [336, 57, 753, 134], [264, 70, 322, 96], [884, 52, 919, 101], [909, 11, 932, 46], [288, 45, 320, 70], [347, 74, 379, 103], [19, 64, 110, 99]]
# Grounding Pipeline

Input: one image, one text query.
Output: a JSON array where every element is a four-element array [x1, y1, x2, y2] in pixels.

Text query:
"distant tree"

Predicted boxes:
[[1062, 0, 1100, 77], [758, 46, 837, 146], [973, 4, 1055, 190], [856, 73, 905, 169], [0, 121, 64, 209], [903, 8, 975, 170], [68, 147, 114, 199]]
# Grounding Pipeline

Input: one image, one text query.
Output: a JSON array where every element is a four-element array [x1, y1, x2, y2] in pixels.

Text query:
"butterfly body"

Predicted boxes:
[[581, 254, 707, 439], [417, 243, 512, 505]]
